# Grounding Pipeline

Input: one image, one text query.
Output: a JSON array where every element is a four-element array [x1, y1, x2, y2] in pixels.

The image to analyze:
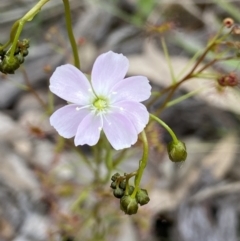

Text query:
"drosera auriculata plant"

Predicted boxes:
[[1, 0, 240, 239]]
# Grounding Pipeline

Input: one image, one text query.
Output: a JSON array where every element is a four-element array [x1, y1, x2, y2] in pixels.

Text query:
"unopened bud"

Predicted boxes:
[[110, 181, 117, 189], [111, 173, 120, 182], [1, 55, 20, 74], [14, 47, 20, 55], [136, 189, 150, 206], [120, 195, 138, 215], [167, 140, 187, 162], [23, 49, 29, 57], [119, 180, 126, 190], [113, 187, 124, 199], [128, 185, 134, 195], [16, 54, 24, 64], [21, 39, 30, 48]]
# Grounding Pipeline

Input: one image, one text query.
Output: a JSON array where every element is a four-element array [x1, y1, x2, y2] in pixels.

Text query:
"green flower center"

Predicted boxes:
[[93, 98, 108, 111]]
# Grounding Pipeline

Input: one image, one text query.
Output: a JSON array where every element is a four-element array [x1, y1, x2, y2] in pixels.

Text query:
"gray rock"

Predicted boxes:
[[19, 214, 52, 241]]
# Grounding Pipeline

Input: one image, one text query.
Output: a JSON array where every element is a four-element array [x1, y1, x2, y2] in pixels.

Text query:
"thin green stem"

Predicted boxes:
[[55, 136, 66, 153], [103, 137, 113, 184], [192, 73, 219, 79], [62, 0, 80, 69], [10, 21, 20, 42], [166, 88, 204, 108], [177, 48, 203, 80], [194, 55, 235, 74], [9, 22, 23, 58], [9, 0, 50, 58], [131, 130, 148, 198], [161, 37, 176, 83], [150, 114, 178, 144], [47, 90, 54, 115]]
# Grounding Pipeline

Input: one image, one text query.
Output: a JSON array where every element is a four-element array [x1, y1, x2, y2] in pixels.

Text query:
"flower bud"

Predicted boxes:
[[120, 195, 138, 215], [167, 140, 187, 162], [111, 173, 120, 182], [22, 39, 30, 48], [16, 54, 24, 64], [124, 185, 134, 195], [110, 181, 117, 189], [119, 180, 126, 190], [113, 187, 124, 199], [128, 185, 134, 195], [136, 189, 150, 206], [14, 47, 20, 55], [1, 55, 20, 74], [23, 49, 29, 57]]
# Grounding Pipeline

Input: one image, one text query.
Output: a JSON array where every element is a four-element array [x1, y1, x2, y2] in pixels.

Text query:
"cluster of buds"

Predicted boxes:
[[217, 72, 238, 87], [110, 173, 150, 215], [0, 39, 30, 74]]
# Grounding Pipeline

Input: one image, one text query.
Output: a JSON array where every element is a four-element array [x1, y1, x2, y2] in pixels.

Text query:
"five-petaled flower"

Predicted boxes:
[[49, 51, 151, 150]]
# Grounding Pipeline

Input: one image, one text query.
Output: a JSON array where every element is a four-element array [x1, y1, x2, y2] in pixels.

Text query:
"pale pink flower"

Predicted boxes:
[[49, 51, 151, 150]]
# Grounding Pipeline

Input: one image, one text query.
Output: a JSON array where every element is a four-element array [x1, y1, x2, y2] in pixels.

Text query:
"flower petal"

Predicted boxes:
[[50, 104, 90, 138], [112, 101, 149, 133], [91, 51, 129, 96], [103, 112, 137, 150], [110, 76, 151, 103], [50, 64, 94, 105], [74, 112, 102, 146]]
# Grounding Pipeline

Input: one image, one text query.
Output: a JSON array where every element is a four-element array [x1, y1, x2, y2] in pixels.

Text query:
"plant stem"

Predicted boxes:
[[150, 114, 178, 144], [166, 88, 204, 108], [161, 37, 176, 83], [131, 131, 148, 198], [194, 55, 235, 74], [62, 0, 80, 69], [103, 137, 113, 184], [151, 27, 226, 115], [9, 0, 50, 58]]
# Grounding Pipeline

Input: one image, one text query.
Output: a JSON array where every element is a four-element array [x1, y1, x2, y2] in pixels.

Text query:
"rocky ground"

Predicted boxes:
[[0, 0, 240, 241]]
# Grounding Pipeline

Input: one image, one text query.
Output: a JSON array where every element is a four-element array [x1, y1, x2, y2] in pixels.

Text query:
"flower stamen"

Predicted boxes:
[[93, 98, 109, 111]]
